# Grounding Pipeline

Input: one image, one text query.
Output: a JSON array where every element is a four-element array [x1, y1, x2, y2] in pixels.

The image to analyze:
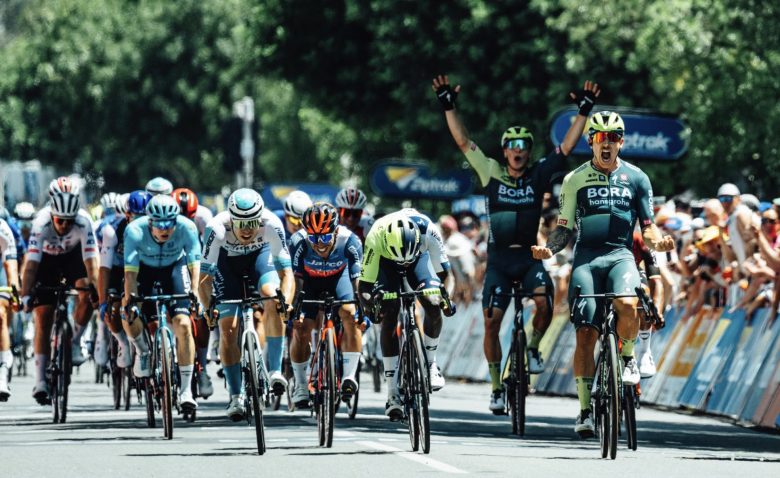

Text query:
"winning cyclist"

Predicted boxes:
[[0, 217, 19, 401], [199, 189, 294, 419], [433, 74, 601, 412], [121, 195, 203, 412], [358, 212, 445, 420], [288, 203, 363, 408], [335, 187, 374, 243], [21, 177, 100, 404], [532, 111, 675, 436]]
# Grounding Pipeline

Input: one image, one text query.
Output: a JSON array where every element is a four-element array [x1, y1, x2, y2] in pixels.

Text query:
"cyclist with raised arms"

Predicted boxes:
[[121, 195, 202, 412], [532, 111, 674, 436], [21, 177, 100, 404], [287, 203, 363, 407], [433, 74, 601, 412], [96, 191, 151, 370], [335, 187, 374, 243], [358, 212, 445, 420], [198, 189, 294, 419], [0, 216, 19, 401]]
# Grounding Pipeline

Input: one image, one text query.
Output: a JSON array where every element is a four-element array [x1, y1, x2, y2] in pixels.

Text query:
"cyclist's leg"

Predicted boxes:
[[289, 290, 317, 406], [0, 270, 12, 397], [335, 271, 361, 391], [107, 266, 131, 368], [636, 274, 656, 377], [408, 252, 445, 389], [212, 260, 244, 410], [482, 254, 511, 394], [374, 260, 402, 416], [61, 249, 91, 357], [605, 250, 641, 383], [522, 256, 553, 373], [31, 254, 59, 398], [255, 246, 286, 389], [123, 265, 156, 378], [168, 257, 196, 404]]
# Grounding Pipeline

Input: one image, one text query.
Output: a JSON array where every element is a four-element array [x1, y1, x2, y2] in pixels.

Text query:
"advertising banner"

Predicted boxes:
[[370, 162, 473, 200]]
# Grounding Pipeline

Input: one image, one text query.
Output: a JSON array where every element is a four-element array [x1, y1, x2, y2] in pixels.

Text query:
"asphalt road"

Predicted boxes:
[[1, 362, 779, 477]]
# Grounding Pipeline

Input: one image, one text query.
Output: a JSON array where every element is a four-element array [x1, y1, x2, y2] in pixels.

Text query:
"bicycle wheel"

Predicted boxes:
[[144, 378, 156, 428], [323, 328, 336, 448], [624, 385, 637, 451], [347, 361, 360, 420], [112, 364, 122, 410], [160, 332, 174, 439], [56, 325, 72, 424], [123, 368, 133, 411], [244, 335, 266, 455], [372, 359, 382, 393], [606, 333, 620, 460], [402, 343, 419, 452], [596, 353, 609, 459], [510, 329, 527, 437], [410, 329, 431, 454]]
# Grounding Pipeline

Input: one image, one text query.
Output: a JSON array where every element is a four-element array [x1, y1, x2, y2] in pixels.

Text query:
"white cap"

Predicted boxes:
[[717, 183, 740, 197]]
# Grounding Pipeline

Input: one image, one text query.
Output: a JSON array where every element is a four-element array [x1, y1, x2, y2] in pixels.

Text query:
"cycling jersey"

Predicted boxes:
[[558, 159, 655, 250], [27, 207, 97, 263], [3, 217, 26, 259], [95, 212, 118, 246], [193, 205, 213, 237], [99, 215, 129, 270], [400, 208, 450, 274], [464, 142, 567, 249], [290, 225, 362, 280], [0, 219, 18, 262], [201, 209, 290, 276], [124, 215, 201, 272]]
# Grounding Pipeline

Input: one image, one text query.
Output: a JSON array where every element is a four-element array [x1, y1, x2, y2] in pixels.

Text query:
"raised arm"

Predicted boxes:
[[560, 80, 601, 156], [432, 74, 470, 152]]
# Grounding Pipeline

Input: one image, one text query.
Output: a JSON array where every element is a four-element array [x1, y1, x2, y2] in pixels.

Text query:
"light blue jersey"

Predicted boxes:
[[124, 215, 201, 271]]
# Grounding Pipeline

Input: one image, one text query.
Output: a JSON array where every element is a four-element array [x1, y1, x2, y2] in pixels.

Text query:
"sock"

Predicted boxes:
[[130, 333, 149, 355], [179, 365, 194, 394], [575, 376, 594, 411], [223, 363, 242, 396], [422, 333, 439, 364], [0, 350, 13, 368], [266, 336, 283, 373], [620, 337, 636, 358], [111, 331, 129, 352], [292, 360, 308, 389], [342, 352, 361, 382], [383, 356, 399, 396], [636, 330, 652, 356], [35, 353, 48, 384], [528, 328, 544, 350], [197, 347, 208, 373], [488, 362, 502, 391], [72, 322, 86, 345]]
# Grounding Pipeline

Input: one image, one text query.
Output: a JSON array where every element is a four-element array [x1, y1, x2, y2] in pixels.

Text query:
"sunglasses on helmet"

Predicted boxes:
[[503, 139, 531, 150], [590, 131, 623, 144], [307, 233, 334, 245]]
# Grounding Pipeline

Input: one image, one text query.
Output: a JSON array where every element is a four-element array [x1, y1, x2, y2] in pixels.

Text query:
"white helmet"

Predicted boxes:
[[145, 177, 174, 196], [228, 188, 264, 221], [50, 192, 80, 219], [49, 176, 80, 196], [13, 202, 36, 220], [115, 193, 130, 215], [100, 192, 119, 211], [335, 187, 367, 210], [283, 191, 313, 218]]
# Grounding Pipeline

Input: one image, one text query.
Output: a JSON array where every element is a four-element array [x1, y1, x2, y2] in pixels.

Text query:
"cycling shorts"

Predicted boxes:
[[137, 255, 192, 317], [213, 245, 278, 318], [34, 248, 88, 306], [300, 268, 355, 319], [568, 247, 640, 331], [483, 247, 551, 310], [370, 252, 440, 297]]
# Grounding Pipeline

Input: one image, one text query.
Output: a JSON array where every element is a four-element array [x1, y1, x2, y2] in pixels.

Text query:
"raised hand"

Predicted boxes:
[[432, 74, 461, 111], [569, 80, 601, 116]]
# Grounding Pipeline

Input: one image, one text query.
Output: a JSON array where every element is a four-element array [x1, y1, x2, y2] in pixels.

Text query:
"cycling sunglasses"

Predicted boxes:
[[339, 208, 362, 218], [503, 139, 531, 150], [51, 216, 75, 227], [231, 219, 262, 230], [308, 233, 334, 245], [285, 214, 302, 227], [717, 195, 735, 203], [591, 131, 623, 144], [151, 219, 176, 230]]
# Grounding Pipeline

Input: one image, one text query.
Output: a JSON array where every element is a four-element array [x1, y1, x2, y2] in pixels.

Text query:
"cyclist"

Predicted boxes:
[[0, 207, 26, 264], [121, 195, 203, 412], [14, 202, 37, 244], [335, 187, 374, 243], [0, 216, 20, 401], [531, 111, 675, 436], [632, 230, 664, 378], [358, 212, 445, 420], [21, 177, 100, 404], [95, 192, 119, 244], [199, 189, 294, 419], [283, 191, 313, 239], [145, 177, 174, 196], [433, 74, 601, 412], [288, 203, 363, 408], [172, 187, 213, 238], [96, 191, 151, 370]]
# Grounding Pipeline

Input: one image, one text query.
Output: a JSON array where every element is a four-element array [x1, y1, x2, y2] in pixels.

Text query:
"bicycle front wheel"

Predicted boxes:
[[624, 385, 637, 451], [244, 335, 266, 455], [411, 329, 431, 454], [606, 333, 620, 460], [322, 328, 336, 448], [54, 324, 72, 424], [510, 330, 527, 437], [160, 332, 174, 439]]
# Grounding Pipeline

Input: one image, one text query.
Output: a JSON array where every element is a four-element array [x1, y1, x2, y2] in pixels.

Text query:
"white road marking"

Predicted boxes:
[[357, 440, 467, 474]]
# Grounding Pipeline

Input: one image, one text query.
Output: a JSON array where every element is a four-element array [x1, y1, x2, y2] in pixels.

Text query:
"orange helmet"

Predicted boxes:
[[171, 188, 198, 219], [302, 202, 339, 235]]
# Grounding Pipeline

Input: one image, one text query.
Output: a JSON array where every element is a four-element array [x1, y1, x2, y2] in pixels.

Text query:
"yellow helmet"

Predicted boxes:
[[588, 111, 625, 135], [500, 126, 534, 149]]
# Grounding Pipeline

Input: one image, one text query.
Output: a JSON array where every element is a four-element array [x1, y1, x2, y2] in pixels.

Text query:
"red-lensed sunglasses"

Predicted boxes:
[[339, 208, 362, 218], [591, 131, 623, 144], [52, 216, 75, 227]]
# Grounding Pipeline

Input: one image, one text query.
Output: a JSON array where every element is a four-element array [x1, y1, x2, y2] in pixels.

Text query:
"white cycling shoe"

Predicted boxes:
[[527, 348, 545, 374], [226, 395, 245, 421], [133, 352, 151, 378], [292, 384, 311, 409], [385, 395, 403, 421], [0, 364, 10, 401], [429, 362, 445, 391], [180, 389, 197, 411], [489, 388, 506, 414], [94, 337, 109, 367], [639, 351, 657, 378], [32, 381, 50, 405], [622, 357, 641, 386], [71, 345, 87, 367], [575, 409, 595, 437]]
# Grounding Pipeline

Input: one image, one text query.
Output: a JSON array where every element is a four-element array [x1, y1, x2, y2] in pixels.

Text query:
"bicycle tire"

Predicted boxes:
[[606, 333, 620, 460], [411, 329, 431, 454], [323, 328, 336, 448], [315, 342, 326, 446], [112, 364, 122, 410], [161, 332, 174, 439], [624, 385, 637, 451], [244, 336, 266, 455], [511, 330, 527, 437], [597, 350, 609, 459], [144, 378, 155, 428], [403, 342, 419, 452], [57, 325, 72, 424], [372, 360, 382, 393], [123, 368, 133, 411], [347, 361, 360, 420]]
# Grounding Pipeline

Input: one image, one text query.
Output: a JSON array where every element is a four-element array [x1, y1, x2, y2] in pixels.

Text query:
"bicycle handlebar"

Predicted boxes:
[[487, 284, 553, 319]]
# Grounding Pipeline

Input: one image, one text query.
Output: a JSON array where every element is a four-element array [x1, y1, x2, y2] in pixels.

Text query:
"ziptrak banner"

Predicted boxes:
[[261, 183, 339, 211], [370, 162, 473, 199], [549, 107, 690, 161]]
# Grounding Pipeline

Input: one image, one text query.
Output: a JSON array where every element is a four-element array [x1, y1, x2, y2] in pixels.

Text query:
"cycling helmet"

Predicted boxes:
[[383, 217, 421, 264], [145, 177, 174, 196], [13, 202, 36, 220], [283, 191, 313, 218], [335, 187, 367, 210], [49, 176, 80, 196], [115, 193, 129, 215], [127, 190, 152, 215], [100, 192, 119, 212], [302, 202, 339, 235], [588, 111, 625, 134], [145, 195, 180, 222], [50, 192, 80, 219], [227, 188, 263, 221], [0, 207, 8, 220], [172, 188, 198, 219], [500, 126, 534, 149]]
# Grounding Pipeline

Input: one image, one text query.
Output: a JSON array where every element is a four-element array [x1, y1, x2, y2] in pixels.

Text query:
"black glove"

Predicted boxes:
[[570, 88, 596, 116], [436, 84, 458, 111]]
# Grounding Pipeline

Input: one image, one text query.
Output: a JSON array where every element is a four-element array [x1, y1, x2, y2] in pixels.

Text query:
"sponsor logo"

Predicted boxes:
[[622, 131, 671, 153], [586, 187, 633, 199], [469, 142, 477, 151], [642, 219, 652, 226], [558, 218, 568, 226]]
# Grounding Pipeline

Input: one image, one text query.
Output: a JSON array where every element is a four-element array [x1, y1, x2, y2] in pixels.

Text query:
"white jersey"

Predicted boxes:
[[399, 208, 450, 273], [0, 219, 18, 262], [201, 210, 291, 275], [193, 205, 213, 237], [27, 207, 98, 262]]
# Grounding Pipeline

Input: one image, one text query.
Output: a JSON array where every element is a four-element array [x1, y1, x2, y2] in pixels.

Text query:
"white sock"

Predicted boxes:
[[342, 352, 361, 382], [383, 356, 399, 397], [637, 330, 652, 356], [179, 365, 194, 394], [130, 333, 149, 355], [35, 353, 48, 384], [292, 360, 308, 389], [423, 333, 439, 364], [0, 350, 13, 368], [111, 330, 129, 351]]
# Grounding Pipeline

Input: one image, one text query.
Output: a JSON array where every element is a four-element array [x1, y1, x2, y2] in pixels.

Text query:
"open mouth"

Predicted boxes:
[[600, 150, 612, 162]]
